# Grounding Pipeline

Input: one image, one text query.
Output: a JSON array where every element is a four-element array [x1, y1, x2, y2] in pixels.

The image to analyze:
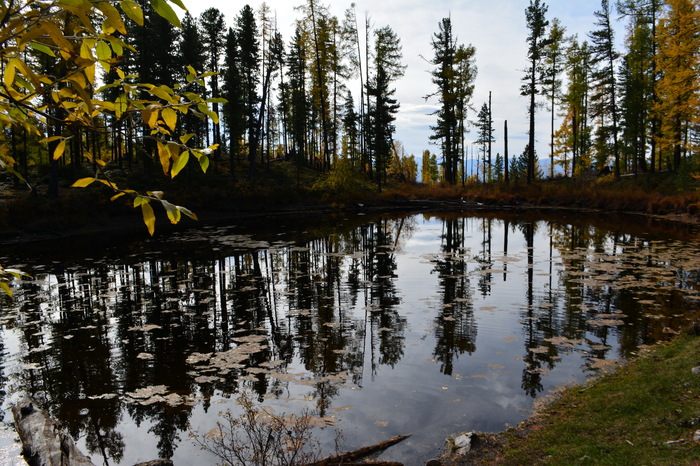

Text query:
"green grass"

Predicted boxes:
[[497, 334, 700, 465]]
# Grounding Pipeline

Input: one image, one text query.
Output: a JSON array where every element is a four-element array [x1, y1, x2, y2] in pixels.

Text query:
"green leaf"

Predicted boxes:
[[29, 42, 56, 57], [205, 97, 228, 104], [199, 155, 209, 173], [149, 0, 181, 28], [120, 0, 144, 26], [141, 201, 156, 236], [167, 0, 187, 11], [71, 177, 96, 188], [170, 151, 189, 178], [96, 41, 111, 62]]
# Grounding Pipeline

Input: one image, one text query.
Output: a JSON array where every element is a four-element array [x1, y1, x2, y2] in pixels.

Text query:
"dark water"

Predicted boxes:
[[1, 212, 699, 465]]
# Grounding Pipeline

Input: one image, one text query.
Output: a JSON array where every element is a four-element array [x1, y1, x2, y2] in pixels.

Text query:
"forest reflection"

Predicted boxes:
[[1, 213, 699, 464]]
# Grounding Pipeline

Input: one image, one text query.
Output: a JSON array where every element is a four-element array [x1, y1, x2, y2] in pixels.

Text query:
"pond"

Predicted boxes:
[[1, 211, 699, 465]]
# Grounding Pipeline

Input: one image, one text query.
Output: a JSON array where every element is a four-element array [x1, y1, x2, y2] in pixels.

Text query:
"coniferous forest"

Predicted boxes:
[[1, 0, 699, 235]]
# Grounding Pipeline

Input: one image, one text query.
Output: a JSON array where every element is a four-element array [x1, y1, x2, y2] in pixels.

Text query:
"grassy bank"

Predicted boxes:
[[451, 332, 700, 465]]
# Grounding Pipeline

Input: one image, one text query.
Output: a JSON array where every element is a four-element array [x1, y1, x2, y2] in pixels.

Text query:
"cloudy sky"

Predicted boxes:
[[178, 0, 627, 163]]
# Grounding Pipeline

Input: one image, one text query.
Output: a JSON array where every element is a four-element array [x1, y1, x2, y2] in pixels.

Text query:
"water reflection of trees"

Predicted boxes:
[[4, 213, 700, 462], [431, 218, 476, 375], [2, 216, 415, 462]]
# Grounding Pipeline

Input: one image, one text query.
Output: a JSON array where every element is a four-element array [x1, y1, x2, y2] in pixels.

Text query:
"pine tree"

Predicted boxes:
[[222, 27, 246, 176], [236, 5, 261, 175], [367, 25, 404, 190], [521, 0, 551, 183], [427, 18, 477, 185], [589, 0, 621, 177], [178, 13, 207, 150], [199, 8, 226, 157], [619, 11, 653, 174], [475, 102, 495, 182]]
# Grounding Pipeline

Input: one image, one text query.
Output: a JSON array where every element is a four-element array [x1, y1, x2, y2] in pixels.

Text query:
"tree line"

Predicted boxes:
[[2, 0, 699, 199]]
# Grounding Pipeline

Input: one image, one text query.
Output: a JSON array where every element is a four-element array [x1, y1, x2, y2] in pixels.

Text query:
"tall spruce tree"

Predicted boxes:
[[178, 13, 207, 149], [367, 25, 404, 190], [236, 5, 261, 176], [199, 8, 226, 157], [619, 9, 653, 174], [521, 0, 551, 183], [428, 17, 476, 185], [589, 0, 621, 177]]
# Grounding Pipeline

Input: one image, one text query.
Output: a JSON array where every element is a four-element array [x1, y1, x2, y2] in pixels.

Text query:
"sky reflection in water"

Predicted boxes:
[[1, 213, 699, 465]]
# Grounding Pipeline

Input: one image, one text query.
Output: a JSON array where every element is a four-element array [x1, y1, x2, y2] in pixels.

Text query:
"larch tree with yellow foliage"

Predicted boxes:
[[653, 0, 700, 171]]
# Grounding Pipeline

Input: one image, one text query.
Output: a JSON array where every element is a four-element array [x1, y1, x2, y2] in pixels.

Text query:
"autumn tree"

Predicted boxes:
[[653, 0, 700, 171], [563, 37, 593, 177], [543, 17, 566, 178]]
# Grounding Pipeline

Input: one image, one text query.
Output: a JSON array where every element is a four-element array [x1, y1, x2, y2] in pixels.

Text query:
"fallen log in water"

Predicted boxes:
[[11, 396, 95, 466], [307, 434, 411, 465], [11, 397, 173, 466]]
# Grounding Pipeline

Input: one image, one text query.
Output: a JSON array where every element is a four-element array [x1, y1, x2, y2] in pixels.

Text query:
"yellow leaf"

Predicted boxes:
[[84, 64, 95, 85], [142, 105, 159, 128], [160, 200, 181, 224], [150, 85, 173, 102], [141, 201, 156, 236], [157, 141, 170, 175], [115, 94, 127, 119], [53, 140, 66, 160], [3, 60, 16, 87], [71, 177, 96, 188], [110, 192, 126, 201], [120, 0, 144, 26], [178, 206, 198, 221], [39, 136, 63, 144], [161, 107, 177, 131], [179, 133, 195, 145], [170, 151, 189, 178], [96, 41, 111, 64], [96, 2, 127, 34], [0, 281, 12, 297]]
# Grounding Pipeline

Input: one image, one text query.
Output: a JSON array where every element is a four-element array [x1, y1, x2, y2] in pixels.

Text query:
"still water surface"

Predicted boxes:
[[1, 212, 699, 464]]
